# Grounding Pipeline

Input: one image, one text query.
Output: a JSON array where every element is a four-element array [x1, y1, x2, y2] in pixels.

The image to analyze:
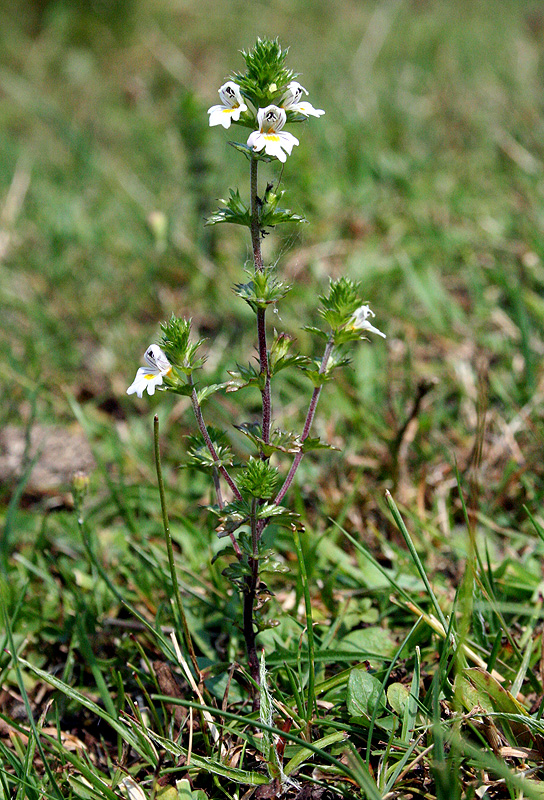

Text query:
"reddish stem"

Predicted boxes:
[[250, 157, 271, 448], [189, 380, 242, 503], [274, 337, 334, 505]]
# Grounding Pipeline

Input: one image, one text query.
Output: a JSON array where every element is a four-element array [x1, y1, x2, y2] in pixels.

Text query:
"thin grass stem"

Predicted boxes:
[[292, 527, 317, 726], [153, 415, 200, 679]]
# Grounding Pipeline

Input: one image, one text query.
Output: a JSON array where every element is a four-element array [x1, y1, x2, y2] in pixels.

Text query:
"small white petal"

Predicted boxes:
[[247, 131, 266, 152], [264, 138, 287, 162], [281, 81, 308, 108], [208, 108, 232, 128], [208, 82, 246, 128], [359, 321, 386, 338], [282, 82, 324, 117], [144, 345, 171, 372], [127, 345, 172, 398], [218, 81, 245, 109], [247, 111, 299, 161], [294, 102, 325, 118], [350, 305, 386, 338], [278, 131, 299, 154], [256, 105, 287, 133], [126, 368, 151, 398]]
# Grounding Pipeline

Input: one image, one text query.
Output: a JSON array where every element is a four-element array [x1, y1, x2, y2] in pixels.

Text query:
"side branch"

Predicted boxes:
[[274, 337, 334, 504], [189, 377, 242, 503]]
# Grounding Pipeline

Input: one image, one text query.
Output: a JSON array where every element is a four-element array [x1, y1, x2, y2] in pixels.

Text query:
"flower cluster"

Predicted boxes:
[[207, 79, 324, 162]]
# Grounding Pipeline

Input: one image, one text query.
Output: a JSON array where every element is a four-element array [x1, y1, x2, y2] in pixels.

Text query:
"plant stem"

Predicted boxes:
[[250, 157, 263, 271], [275, 336, 334, 504], [189, 376, 242, 502], [154, 415, 200, 679], [244, 499, 261, 708], [250, 157, 271, 448], [257, 309, 271, 446]]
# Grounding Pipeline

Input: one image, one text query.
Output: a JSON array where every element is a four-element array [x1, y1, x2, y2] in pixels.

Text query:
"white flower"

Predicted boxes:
[[208, 82, 247, 129], [127, 345, 172, 398], [350, 305, 386, 338], [281, 81, 325, 118], [247, 106, 299, 163]]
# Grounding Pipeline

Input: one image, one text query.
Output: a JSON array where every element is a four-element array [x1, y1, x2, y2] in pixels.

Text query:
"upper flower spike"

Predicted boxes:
[[127, 344, 172, 398], [247, 106, 299, 163], [208, 82, 248, 129], [281, 81, 325, 118], [350, 305, 386, 338]]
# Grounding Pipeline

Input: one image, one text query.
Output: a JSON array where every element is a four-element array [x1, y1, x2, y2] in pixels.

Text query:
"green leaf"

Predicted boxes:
[[283, 730, 349, 776], [255, 502, 299, 523], [347, 668, 386, 717], [464, 668, 528, 715], [233, 268, 291, 311], [185, 428, 234, 471], [235, 422, 302, 456], [302, 325, 330, 341], [387, 682, 410, 716], [227, 141, 256, 160], [454, 673, 494, 715], [226, 363, 263, 392], [232, 37, 294, 109], [269, 332, 309, 375], [215, 498, 251, 536], [301, 436, 338, 453], [341, 627, 397, 661], [195, 382, 228, 404], [259, 186, 307, 228], [300, 368, 333, 388], [205, 188, 251, 227]]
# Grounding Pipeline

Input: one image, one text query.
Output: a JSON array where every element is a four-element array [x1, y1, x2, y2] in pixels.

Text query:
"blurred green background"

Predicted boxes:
[[1, 0, 544, 532]]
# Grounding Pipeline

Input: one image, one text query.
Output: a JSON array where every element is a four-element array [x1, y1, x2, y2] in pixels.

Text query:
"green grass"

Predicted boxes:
[[2, 0, 544, 797]]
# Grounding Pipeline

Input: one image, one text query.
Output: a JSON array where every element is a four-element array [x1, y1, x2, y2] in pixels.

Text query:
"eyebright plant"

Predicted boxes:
[[127, 38, 385, 703]]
